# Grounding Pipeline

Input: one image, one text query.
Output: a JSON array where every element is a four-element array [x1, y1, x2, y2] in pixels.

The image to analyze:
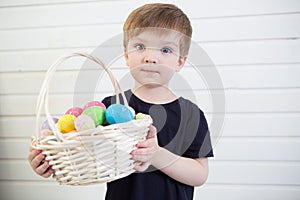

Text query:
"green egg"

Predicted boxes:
[[82, 106, 106, 126]]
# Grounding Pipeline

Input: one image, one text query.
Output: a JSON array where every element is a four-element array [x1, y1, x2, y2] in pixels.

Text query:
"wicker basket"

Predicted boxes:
[[31, 52, 152, 186]]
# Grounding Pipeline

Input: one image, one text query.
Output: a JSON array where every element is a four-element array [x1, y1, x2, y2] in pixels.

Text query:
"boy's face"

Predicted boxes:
[[124, 29, 187, 88]]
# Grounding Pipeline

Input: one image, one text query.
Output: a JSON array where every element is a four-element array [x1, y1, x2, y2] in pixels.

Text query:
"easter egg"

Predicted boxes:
[[41, 117, 59, 130], [75, 114, 96, 131], [82, 106, 105, 126], [65, 107, 83, 117], [105, 104, 134, 124], [83, 101, 106, 110], [40, 129, 54, 138], [135, 112, 146, 120], [57, 114, 76, 133]]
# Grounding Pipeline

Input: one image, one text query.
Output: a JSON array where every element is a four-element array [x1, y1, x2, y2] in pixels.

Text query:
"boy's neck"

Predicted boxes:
[[132, 84, 177, 104]]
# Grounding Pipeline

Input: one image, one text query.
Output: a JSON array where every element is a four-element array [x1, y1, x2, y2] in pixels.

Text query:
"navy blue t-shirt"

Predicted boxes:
[[102, 90, 213, 200]]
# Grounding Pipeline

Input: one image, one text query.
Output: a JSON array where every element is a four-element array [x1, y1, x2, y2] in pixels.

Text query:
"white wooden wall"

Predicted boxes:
[[1, 0, 300, 199]]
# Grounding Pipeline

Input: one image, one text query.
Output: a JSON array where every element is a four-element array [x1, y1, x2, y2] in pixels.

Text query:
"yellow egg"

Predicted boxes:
[[57, 114, 76, 133], [135, 113, 145, 120]]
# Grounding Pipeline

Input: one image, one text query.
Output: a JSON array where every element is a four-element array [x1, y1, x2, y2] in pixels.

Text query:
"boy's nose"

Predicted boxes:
[[144, 49, 158, 64], [144, 57, 157, 64]]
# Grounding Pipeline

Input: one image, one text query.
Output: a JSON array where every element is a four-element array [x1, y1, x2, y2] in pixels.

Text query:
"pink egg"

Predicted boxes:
[[41, 129, 54, 138], [65, 107, 83, 117], [83, 101, 106, 110]]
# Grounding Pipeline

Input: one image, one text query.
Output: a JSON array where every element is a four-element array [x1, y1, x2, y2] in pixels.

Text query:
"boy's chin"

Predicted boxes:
[[135, 81, 167, 89]]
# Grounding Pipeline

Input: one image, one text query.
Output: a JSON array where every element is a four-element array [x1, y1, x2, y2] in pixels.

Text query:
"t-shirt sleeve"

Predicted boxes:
[[181, 101, 214, 159], [101, 96, 113, 108], [101, 92, 127, 108]]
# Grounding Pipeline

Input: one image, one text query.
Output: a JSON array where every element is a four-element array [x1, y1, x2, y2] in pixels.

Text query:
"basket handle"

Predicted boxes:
[[35, 52, 128, 141]]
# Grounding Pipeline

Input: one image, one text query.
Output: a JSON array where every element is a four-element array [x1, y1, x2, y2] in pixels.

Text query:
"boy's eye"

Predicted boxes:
[[135, 44, 145, 51], [161, 47, 173, 54]]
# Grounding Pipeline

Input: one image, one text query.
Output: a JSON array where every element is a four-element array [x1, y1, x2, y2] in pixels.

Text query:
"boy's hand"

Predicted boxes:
[[131, 125, 160, 172], [28, 147, 54, 178]]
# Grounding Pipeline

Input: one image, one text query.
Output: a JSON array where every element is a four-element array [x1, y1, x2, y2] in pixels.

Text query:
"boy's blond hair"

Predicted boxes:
[[123, 3, 192, 56]]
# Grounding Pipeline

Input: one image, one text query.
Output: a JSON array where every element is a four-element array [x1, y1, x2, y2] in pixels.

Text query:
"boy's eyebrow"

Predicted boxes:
[[130, 36, 178, 48], [129, 36, 146, 43], [162, 41, 178, 48]]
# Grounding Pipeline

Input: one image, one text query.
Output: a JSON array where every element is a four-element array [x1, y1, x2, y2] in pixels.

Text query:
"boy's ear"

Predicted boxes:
[[124, 48, 129, 66], [176, 56, 187, 72]]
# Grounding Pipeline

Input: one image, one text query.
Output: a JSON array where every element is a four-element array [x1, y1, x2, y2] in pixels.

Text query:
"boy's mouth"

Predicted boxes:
[[140, 66, 160, 74], [141, 69, 159, 74]]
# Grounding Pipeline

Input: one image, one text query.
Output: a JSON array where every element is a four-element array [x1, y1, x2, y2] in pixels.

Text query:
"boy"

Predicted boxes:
[[28, 3, 213, 200]]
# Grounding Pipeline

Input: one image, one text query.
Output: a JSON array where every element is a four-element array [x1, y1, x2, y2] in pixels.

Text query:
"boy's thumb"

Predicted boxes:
[[147, 125, 157, 139]]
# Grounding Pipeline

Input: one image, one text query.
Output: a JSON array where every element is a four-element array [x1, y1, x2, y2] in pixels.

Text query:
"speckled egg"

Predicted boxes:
[[75, 114, 96, 131], [57, 114, 76, 133], [40, 129, 54, 138], [83, 101, 106, 110], [65, 107, 83, 117], [41, 117, 59, 130], [82, 106, 106, 126], [135, 113, 146, 120], [105, 104, 134, 124]]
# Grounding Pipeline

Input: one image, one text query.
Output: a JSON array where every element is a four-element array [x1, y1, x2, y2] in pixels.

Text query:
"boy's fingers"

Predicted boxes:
[[41, 168, 54, 178], [36, 161, 50, 176], [28, 148, 42, 162], [132, 152, 150, 163], [29, 142, 54, 178], [136, 140, 149, 148], [147, 125, 157, 139], [134, 161, 150, 172], [132, 147, 153, 155], [30, 152, 45, 169]]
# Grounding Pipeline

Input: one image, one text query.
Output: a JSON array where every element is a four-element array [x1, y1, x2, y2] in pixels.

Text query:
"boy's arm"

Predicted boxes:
[[152, 148, 208, 186], [131, 125, 209, 186]]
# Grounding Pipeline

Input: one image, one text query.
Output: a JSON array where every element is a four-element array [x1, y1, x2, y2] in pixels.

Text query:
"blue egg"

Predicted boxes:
[[105, 104, 134, 124]]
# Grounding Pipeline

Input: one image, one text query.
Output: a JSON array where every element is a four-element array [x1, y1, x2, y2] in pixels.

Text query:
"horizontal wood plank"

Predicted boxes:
[[213, 137, 300, 161], [1, 13, 300, 45], [1, 137, 300, 161], [208, 160, 300, 185], [0, 181, 106, 200], [1, 182, 300, 200], [1, 113, 300, 138], [0, 40, 300, 72], [193, 14, 300, 42], [195, 184, 300, 200], [198, 39, 300, 66], [1, 160, 299, 185], [1, 90, 299, 116], [0, 0, 103, 8], [1, 0, 299, 29], [1, 14, 300, 50], [0, 47, 93, 72], [1, 64, 300, 95]]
